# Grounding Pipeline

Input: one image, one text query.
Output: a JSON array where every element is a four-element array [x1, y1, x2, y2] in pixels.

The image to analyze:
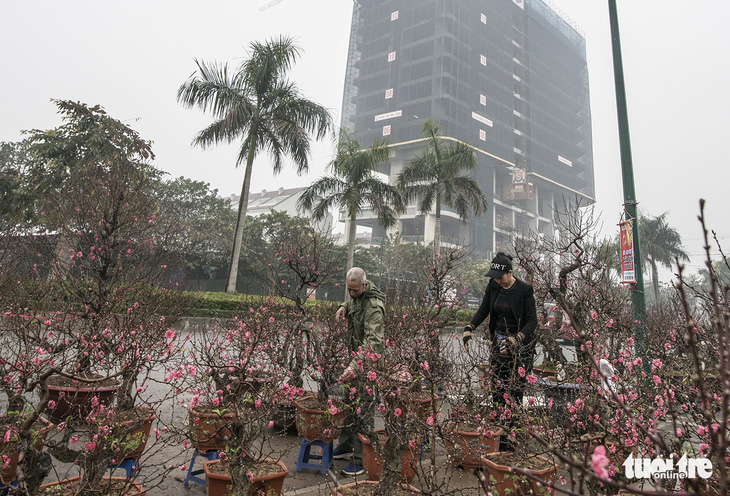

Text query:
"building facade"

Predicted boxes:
[[341, 0, 595, 257], [227, 187, 333, 231]]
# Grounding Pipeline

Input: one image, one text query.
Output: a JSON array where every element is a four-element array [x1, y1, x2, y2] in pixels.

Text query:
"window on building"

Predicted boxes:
[[558, 155, 573, 167]]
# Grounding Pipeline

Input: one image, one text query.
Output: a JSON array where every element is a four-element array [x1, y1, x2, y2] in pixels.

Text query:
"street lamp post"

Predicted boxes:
[[608, 0, 648, 362]]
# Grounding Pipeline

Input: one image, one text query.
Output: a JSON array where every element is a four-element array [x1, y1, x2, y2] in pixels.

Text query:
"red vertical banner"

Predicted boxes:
[[619, 219, 635, 284]]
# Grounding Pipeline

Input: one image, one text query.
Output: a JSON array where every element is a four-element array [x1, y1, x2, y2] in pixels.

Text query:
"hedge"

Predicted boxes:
[[180, 291, 471, 324]]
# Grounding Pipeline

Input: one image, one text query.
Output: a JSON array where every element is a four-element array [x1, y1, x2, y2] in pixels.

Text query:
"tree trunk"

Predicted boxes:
[[229, 462, 253, 496], [650, 258, 660, 301], [433, 194, 442, 259], [345, 211, 357, 300], [375, 436, 402, 496], [225, 136, 257, 294]]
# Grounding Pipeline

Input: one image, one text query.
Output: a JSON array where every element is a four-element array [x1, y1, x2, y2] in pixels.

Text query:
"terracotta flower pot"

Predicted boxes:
[[188, 405, 237, 452], [481, 452, 557, 496], [46, 379, 120, 423], [531, 367, 557, 381], [331, 480, 421, 495], [294, 396, 347, 444], [444, 424, 503, 468], [395, 392, 437, 422], [412, 393, 437, 421], [110, 407, 156, 462], [358, 431, 416, 483], [203, 458, 288, 496], [38, 476, 145, 495], [0, 416, 54, 484]]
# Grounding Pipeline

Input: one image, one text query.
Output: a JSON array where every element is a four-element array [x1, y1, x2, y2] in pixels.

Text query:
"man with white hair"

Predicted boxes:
[[332, 267, 385, 476]]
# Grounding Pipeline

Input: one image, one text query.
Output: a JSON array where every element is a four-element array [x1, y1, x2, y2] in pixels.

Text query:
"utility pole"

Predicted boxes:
[[607, 0, 648, 362]]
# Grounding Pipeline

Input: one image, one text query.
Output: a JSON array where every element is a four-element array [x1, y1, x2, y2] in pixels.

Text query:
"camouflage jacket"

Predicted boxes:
[[340, 284, 386, 370]]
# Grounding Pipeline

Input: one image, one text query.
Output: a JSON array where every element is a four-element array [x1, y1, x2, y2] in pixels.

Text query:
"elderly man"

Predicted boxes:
[[332, 267, 385, 476]]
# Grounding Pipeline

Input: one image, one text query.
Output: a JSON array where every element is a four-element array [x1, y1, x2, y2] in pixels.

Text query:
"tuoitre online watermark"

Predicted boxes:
[[623, 453, 713, 480]]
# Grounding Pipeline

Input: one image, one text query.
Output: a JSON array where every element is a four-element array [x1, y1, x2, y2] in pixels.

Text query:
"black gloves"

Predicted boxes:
[[501, 332, 525, 353], [505, 336, 519, 352]]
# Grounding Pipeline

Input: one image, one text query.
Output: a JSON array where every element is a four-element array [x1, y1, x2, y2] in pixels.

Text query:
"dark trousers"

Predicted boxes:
[[336, 401, 374, 465]]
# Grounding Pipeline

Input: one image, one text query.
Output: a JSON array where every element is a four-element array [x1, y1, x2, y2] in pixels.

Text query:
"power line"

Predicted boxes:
[[259, 0, 285, 11]]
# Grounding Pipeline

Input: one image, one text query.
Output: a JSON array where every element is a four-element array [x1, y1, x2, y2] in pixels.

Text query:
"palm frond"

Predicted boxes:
[[242, 35, 301, 98], [177, 60, 244, 118]]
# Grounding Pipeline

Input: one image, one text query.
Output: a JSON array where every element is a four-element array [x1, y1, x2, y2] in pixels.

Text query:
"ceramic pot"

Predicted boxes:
[[46, 380, 120, 423], [0, 416, 54, 484], [294, 396, 347, 444], [444, 425, 503, 468], [331, 480, 420, 495], [481, 452, 557, 496], [203, 458, 288, 496], [38, 476, 145, 495], [188, 405, 237, 452], [110, 408, 156, 462], [531, 367, 557, 381], [358, 431, 416, 483]]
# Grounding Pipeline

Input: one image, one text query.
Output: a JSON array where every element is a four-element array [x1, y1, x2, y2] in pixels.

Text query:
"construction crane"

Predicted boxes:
[[259, 0, 286, 11]]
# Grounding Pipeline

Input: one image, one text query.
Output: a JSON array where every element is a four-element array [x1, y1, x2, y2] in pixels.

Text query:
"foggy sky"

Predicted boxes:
[[2, 0, 729, 278]]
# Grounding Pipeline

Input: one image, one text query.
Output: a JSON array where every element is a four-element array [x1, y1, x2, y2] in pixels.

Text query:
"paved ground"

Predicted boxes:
[[30, 320, 573, 495], [37, 409, 486, 495], [148, 433, 485, 496]]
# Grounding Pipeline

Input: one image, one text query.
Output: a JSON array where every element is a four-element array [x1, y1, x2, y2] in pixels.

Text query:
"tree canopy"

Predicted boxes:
[[178, 35, 333, 293], [397, 119, 487, 257]]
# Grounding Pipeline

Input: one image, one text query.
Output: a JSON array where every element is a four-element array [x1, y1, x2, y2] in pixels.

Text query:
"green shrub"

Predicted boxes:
[[179, 291, 474, 324]]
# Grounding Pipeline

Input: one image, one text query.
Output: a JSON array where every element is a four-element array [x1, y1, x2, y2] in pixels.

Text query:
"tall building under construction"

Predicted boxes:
[[341, 0, 595, 257]]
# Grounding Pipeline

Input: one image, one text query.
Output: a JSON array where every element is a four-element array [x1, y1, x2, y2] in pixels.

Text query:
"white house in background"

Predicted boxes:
[[226, 187, 333, 233]]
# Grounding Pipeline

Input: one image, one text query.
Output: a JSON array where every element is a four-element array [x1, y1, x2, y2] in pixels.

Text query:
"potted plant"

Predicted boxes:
[[37, 476, 146, 495], [353, 329, 433, 492], [5, 100, 191, 495], [243, 214, 347, 440], [203, 457, 288, 496], [294, 313, 350, 444], [480, 451, 557, 496], [358, 431, 416, 483], [180, 303, 294, 496], [443, 393, 504, 469], [0, 412, 54, 487], [331, 480, 421, 495]]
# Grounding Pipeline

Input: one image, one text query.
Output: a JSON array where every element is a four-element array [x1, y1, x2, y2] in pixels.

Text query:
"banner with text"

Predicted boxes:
[[619, 219, 635, 284]]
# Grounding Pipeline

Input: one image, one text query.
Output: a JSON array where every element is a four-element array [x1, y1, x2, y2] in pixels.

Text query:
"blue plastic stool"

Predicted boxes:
[[184, 448, 219, 487], [107, 457, 138, 478], [0, 481, 17, 496], [295, 437, 333, 476]]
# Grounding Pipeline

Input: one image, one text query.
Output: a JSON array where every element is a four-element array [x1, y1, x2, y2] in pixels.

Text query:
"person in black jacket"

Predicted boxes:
[[463, 252, 537, 451]]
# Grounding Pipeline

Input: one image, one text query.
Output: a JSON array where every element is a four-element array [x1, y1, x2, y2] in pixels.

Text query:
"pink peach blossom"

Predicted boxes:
[[591, 445, 611, 480]]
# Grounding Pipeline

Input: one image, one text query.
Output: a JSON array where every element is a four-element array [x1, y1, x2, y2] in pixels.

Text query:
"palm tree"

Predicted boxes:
[[639, 212, 689, 300], [178, 36, 333, 293], [397, 119, 487, 257], [297, 129, 404, 274]]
